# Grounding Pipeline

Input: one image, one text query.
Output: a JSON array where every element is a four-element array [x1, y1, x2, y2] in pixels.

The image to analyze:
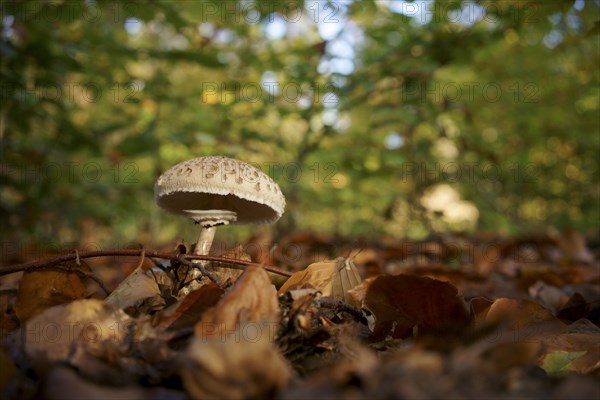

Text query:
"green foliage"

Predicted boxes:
[[1, 0, 598, 249]]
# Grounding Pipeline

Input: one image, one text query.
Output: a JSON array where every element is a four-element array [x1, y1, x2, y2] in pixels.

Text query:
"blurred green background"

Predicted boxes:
[[1, 0, 598, 254]]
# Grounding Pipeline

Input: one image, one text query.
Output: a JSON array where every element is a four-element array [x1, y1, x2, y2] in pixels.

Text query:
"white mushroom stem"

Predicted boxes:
[[186, 209, 238, 257], [194, 225, 216, 257], [181, 210, 238, 286]]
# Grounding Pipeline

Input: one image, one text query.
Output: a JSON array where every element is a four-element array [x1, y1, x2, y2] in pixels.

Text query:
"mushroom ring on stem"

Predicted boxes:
[[154, 156, 286, 278]]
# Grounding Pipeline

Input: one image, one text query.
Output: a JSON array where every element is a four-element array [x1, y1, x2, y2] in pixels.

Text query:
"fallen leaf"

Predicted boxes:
[[183, 323, 291, 400], [213, 243, 250, 284], [15, 267, 86, 322], [105, 266, 166, 315], [539, 331, 600, 375], [556, 288, 600, 324], [195, 266, 279, 340], [23, 299, 133, 373], [153, 283, 223, 332], [184, 267, 288, 398], [278, 257, 362, 307], [485, 298, 561, 328], [358, 274, 472, 340], [469, 297, 494, 322], [541, 350, 588, 376], [528, 280, 569, 313], [565, 318, 600, 334]]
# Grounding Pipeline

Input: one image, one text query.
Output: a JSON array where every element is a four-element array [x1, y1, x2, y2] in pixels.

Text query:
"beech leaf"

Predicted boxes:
[[360, 274, 472, 340], [542, 351, 588, 376], [105, 266, 165, 314], [278, 257, 362, 306], [195, 265, 279, 339], [15, 268, 86, 322]]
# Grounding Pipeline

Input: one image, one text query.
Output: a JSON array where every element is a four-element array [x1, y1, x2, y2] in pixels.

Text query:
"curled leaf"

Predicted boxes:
[[195, 266, 279, 339], [105, 266, 166, 315], [185, 266, 288, 400], [278, 258, 362, 306], [183, 323, 291, 400]]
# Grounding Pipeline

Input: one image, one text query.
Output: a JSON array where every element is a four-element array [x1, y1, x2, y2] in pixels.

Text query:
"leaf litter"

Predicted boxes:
[[0, 233, 599, 399]]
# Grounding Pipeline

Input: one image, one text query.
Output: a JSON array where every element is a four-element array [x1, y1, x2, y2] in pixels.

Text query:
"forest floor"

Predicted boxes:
[[1, 229, 599, 399]]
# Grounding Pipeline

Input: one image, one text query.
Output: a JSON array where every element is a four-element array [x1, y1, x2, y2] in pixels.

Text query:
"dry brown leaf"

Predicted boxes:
[[528, 280, 570, 314], [105, 266, 165, 314], [469, 297, 495, 322], [183, 264, 289, 399], [213, 243, 251, 285], [23, 299, 133, 373], [15, 267, 86, 322], [357, 274, 472, 340], [538, 330, 600, 374], [195, 266, 279, 339], [183, 323, 291, 400], [153, 283, 223, 332], [346, 276, 375, 307], [278, 257, 362, 306], [485, 298, 562, 328]]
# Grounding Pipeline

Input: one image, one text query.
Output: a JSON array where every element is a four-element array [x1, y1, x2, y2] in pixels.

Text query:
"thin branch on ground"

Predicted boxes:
[[0, 249, 294, 278], [177, 254, 223, 290], [42, 265, 111, 296]]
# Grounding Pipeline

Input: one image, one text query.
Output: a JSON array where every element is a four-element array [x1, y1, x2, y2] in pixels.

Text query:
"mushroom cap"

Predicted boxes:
[[155, 156, 285, 224]]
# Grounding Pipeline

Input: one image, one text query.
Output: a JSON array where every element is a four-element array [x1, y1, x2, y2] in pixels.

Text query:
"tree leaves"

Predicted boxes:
[[351, 274, 472, 340]]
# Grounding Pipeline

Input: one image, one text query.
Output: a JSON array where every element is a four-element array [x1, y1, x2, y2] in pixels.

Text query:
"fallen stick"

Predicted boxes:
[[0, 249, 293, 277]]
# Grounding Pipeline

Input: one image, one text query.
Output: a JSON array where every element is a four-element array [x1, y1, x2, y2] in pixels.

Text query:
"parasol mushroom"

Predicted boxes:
[[154, 156, 285, 288]]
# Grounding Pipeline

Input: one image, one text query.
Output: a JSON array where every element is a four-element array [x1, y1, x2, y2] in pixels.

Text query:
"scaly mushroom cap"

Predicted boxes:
[[155, 156, 285, 224]]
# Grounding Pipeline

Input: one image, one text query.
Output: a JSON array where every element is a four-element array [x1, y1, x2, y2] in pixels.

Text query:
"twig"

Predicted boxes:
[[315, 298, 368, 325], [43, 265, 111, 296], [0, 249, 294, 277], [177, 254, 223, 289], [135, 248, 146, 270]]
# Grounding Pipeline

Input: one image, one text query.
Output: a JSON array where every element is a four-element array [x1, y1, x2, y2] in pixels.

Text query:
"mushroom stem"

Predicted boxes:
[[189, 225, 216, 284], [194, 225, 216, 256], [177, 210, 238, 296]]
